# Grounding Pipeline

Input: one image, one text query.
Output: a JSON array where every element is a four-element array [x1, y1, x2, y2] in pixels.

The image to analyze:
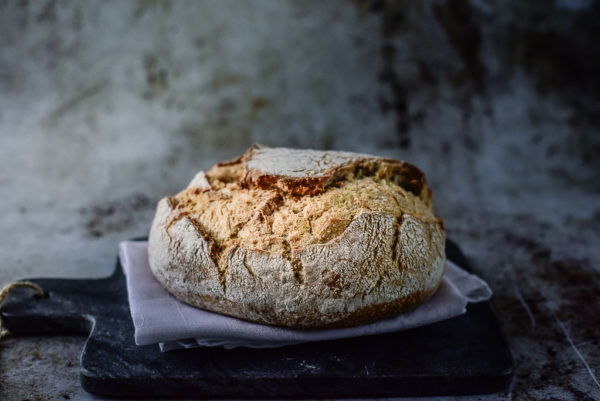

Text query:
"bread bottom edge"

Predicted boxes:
[[164, 279, 443, 331]]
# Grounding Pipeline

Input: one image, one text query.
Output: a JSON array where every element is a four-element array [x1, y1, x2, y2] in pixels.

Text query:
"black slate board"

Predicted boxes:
[[1, 239, 513, 399]]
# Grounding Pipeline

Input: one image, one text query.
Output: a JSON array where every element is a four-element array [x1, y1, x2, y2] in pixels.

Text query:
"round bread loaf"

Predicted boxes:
[[148, 145, 446, 329]]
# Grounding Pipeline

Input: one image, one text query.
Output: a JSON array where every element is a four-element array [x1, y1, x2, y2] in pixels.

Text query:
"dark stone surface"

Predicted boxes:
[[1, 240, 512, 399]]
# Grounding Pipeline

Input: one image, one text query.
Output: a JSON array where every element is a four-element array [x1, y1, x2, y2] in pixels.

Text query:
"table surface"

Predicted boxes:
[[1, 1, 599, 400]]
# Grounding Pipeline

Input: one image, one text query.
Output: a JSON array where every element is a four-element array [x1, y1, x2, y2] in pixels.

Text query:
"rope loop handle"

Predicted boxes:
[[0, 281, 45, 341]]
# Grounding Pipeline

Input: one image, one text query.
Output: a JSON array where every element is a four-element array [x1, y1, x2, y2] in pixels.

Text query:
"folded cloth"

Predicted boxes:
[[119, 241, 492, 351]]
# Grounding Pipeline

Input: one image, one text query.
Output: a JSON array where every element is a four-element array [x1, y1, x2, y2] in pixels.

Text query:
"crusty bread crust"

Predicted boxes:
[[148, 145, 446, 329]]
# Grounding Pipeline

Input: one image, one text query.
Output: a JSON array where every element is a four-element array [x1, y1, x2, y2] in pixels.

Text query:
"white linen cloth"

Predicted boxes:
[[119, 241, 492, 351]]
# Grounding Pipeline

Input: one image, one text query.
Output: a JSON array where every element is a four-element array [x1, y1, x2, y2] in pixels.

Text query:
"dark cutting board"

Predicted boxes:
[[1, 239, 513, 399]]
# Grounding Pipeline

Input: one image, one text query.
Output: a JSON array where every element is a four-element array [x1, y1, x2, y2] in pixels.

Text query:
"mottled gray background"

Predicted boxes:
[[1, 1, 599, 400]]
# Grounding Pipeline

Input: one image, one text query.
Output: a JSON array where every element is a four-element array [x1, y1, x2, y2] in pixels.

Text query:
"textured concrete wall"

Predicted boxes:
[[1, 1, 599, 399]]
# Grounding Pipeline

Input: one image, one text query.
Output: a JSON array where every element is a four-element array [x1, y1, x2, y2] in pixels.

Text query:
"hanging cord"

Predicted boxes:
[[0, 281, 45, 341]]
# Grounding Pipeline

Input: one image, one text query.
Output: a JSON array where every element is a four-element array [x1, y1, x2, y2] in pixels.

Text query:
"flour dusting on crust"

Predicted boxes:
[[148, 145, 446, 329]]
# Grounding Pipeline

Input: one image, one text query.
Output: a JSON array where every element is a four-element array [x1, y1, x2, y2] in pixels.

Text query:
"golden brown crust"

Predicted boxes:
[[148, 145, 446, 329], [219, 145, 432, 199]]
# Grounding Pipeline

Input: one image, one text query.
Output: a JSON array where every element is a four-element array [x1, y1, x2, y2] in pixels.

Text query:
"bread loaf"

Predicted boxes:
[[148, 145, 446, 329]]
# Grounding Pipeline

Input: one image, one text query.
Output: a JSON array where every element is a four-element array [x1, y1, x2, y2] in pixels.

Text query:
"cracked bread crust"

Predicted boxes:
[[148, 145, 446, 329]]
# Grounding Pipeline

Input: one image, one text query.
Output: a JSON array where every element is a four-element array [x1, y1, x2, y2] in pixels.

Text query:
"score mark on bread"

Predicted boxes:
[[148, 145, 446, 329]]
